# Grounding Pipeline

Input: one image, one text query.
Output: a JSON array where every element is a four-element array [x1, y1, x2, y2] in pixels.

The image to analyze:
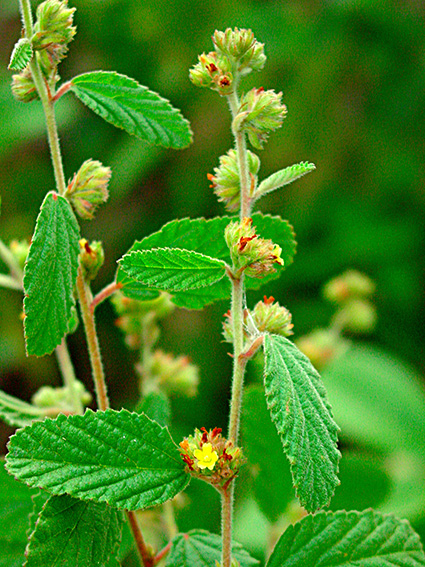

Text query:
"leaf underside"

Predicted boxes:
[[266, 509, 425, 566], [25, 494, 123, 567], [166, 530, 259, 567], [23, 192, 80, 357], [0, 389, 45, 428], [6, 409, 189, 511], [70, 71, 193, 149], [263, 334, 340, 512], [119, 248, 226, 292], [256, 162, 316, 199], [117, 213, 296, 309]]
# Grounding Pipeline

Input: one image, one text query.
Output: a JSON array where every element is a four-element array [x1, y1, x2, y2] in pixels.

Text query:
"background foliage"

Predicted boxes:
[[1, 0, 425, 561]]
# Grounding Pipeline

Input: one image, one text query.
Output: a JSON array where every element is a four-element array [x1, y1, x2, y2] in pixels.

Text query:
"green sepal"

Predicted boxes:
[[119, 248, 226, 292], [5, 409, 190, 511], [117, 213, 296, 309], [70, 71, 193, 149], [266, 509, 425, 567], [23, 192, 80, 357], [263, 334, 340, 512], [8, 38, 33, 71]]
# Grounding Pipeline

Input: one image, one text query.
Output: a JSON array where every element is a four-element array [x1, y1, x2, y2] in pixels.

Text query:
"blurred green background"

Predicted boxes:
[[1, 0, 425, 561]]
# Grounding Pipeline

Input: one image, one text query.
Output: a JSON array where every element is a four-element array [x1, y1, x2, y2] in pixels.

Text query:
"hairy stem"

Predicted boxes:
[[90, 281, 122, 313], [55, 338, 84, 414], [126, 510, 154, 567], [19, 0, 67, 196], [221, 488, 233, 567], [228, 90, 251, 219], [76, 267, 109, 411]]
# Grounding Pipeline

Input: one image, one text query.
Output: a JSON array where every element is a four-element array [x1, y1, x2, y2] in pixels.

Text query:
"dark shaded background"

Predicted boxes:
[[1, 0, 425, 551]]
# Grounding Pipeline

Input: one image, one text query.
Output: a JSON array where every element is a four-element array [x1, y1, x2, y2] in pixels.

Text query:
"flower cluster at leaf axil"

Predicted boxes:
[[12, 0, 76, 102], [79, 239, 104, 281], [225, 217, 283, 278], [223, 296, 293, 343], [65, 159, 111, 220], [179, 428, 245, 489]]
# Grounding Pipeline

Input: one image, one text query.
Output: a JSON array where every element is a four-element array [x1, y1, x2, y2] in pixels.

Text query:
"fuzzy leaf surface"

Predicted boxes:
[[117, 213, 296, 308], [6, 409, 189, 511], [166, 530, 259, 567], [70, 71, 192, 149], [0, 460, 37, 567], [263, 334, 340, 512], [266, 509, 425, 566], [256, 162, 316, 199], [8, 38, 33, 71], [25, 494, 123, 567], [23, 192, 80, 356], [0, 390, 46, 427], [119, 248, 226, 292]]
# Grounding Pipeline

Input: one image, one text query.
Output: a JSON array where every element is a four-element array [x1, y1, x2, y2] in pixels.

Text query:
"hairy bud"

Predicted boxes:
[[66, 159, 111, 220], [213, 28, 266, 76], [208, 149, 260, 212], [225, 217, 283, 278], [189, 51, 234, 95], [252, 296, 293, 336], [79, 239, 104, 281], [11, 68, 39, 102], [234, 88, 287, 149], [32, 0, 76, 63]]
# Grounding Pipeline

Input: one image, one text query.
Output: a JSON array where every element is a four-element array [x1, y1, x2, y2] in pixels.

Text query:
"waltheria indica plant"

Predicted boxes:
[[1, 2, 425, 565]]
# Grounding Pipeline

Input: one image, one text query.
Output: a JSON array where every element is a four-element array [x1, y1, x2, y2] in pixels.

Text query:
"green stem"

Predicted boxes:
[[76, 267, 110, 412], [19, 0, 67, 196], [162, 501, 178, 541], [0, 273, 22, 291], [55, 338, 84, 414]]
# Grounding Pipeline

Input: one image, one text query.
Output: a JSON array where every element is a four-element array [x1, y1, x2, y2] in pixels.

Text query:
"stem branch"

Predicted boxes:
[[55, 338, 84, 414], [126, 510, 154, 567], [90, 281, 122, 313]]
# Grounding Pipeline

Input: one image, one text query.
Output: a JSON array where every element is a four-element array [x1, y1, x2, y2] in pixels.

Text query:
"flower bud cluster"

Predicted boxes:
[[225, 217, 283, 278], [223, 296, 293, 343], [234, 88, 287, 150], [179, 427, 245, 489], [324, 270, 376, 334], [11, 0, 75, 103], [212, 28, 266, 76], [65, 159, 111, 220], [136, 350, 199, 398], [207, 149, 260, 212], [32, 380, 91, 413], [189, 51, 234, 95], [296, 329, 350, 371], [79, 239, 104, 282], [112, 292, 174, 350]]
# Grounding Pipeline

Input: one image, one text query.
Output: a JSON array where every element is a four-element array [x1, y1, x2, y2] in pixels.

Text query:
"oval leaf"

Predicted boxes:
[[25, 495, 123, 567], [0, 389, 46, 428], [263, 334, 340, 512], [8, 38, 33, 71], [266, 509, 425, 567], [117, 213, 296, 309], [6, 409, 190, 511], [23, 192, 80, 357], [166, 530, 259, 567], [119, 248, 226, 292], [70, 71, 192, 149], [255, 162, 316, 200]]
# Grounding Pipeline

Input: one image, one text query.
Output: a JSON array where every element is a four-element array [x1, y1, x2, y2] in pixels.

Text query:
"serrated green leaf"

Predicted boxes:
[[166, 530, 259, 567], [70, 71, 192, 149], [255, 162, 315, 200], [0, 389, 46, 427], [8, 38, 33, 71], [263, 334, 340, 512], [25, 494, 123, 567], [0, 460, 37, 567], [266, 509, 425, 566], [119, 248, 226, 292], [242, 386, 293, 523], [6, 409, 190, 511], [117, 213, 296, 309], [23, 192, 80, 357]]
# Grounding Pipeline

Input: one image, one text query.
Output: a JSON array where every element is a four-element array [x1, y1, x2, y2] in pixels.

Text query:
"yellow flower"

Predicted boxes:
[[194, 443, 219, 470]]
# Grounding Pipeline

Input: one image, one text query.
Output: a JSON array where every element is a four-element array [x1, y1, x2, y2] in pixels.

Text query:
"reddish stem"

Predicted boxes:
[[90, 281, 122, 313], [51, 80, 72, 103], [154, 541, 172, 564], [126, 510, 154, 567]]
